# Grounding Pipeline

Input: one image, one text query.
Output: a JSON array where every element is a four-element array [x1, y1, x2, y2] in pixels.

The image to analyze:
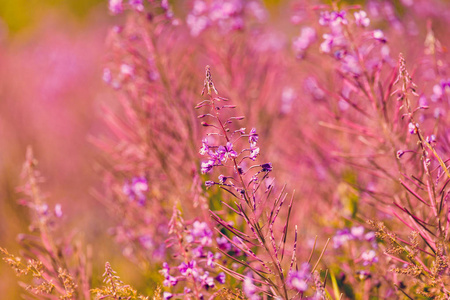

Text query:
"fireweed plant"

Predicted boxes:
[[195, 66, 329, 299], [1, 148, 91, 299], [2, 0, 450, 299], [300, 2, 450, 299]]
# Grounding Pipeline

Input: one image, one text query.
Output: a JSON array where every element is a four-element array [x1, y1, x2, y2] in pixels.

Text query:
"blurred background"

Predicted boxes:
[[0, 0, 121, 297]]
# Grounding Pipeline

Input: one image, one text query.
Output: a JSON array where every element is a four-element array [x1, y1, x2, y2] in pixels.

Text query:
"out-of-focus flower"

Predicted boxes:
[[163, 275, 178, 287], [120, 63, 134, 78], [191, 221, 213, 246], [102, 68, 112, 84], [372, 30, 387, 42], [243, 273, 260, 300], [320, 34, 334, 53], [215, 272, 225, 284], [293, 27, 316, 58], [287, 263, 311, 292], [304, 77, 325, 100], [178, 261, 198, 278], [187, 14, 210, 36], [365, 231, 376, 242], [217, 236, 232, 251], [199, 271, 215, 288], [129, 0, 144, 12], [354, 11, 370, 27], [206, 251, 215, 267], [122, 177, 148, 205], [333, 228, 352, 248], [408, 122, 418, 134], [341, 55, 362, 75], [163, 292, 173, 300], [361, 250, 378, 266], [351, 226, 365, 240], [281, 87, 296, 113], [109, 0, 123, 14], [54, 204, 63, 218]]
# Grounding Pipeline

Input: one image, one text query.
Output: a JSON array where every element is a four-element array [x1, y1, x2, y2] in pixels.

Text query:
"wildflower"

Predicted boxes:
[[351, 226, 365, 240], [354, 11, 370, 27], [408, 122, 418, 134], [199, 138, 210, 155], [287, 263, 311, 292], [186, 14, 210, 36], [163, 292, 173, 300], [201, 160, 214, 174], [248, 128, 258, 146], [192, 0, 207, 15], [215, 146, 226, 162], [333, 228, 352, 248], [396, 150, 405, 159], [236, 128, 246, 135], [217, 236, 232, 251], [102, 68, 112, 84], [427, 134, 436, 143], [54, 204, 63, 218], [120, 63, 134, 78], [205, 181, 215, 188], [163, 275, 178, 287], [246, 1, 267, 22], [243, 274, 260, 300], [160, 262, 171, 277], [304, 77, 325, 100], [138, 235, 153, 249], [330, 11, 347, 26], [206, 251, 215, 267], [365, 232, 376, 241], [293, 27, 316, 57], [109, 0, 123, 14], [199, 271, 215, 289], [178, 261, 198, 278], [372, 30, 387, 42], [215, 272, 225, 284], [281, 87, 296, 113], [218, 174, 227, 184], [261, 163, 272, 172], [191, 221, 213, 246], [431, 80, 449, 102], [341, 55, 361, 75], [319, 11, 332, 26], [192, 246, 204, 257], [356, 270, 371, 280], [320, 34, 334, 53], [434, 108, 444, 119], [123, 177, 148, 205], [249, 147, 260, 161], [128, 0, 144, 11], [224, 142, 238, 159], [361, 250, 378, 266]]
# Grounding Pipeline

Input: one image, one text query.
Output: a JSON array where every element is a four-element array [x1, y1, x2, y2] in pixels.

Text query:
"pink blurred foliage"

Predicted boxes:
[[0, 9, 116, 298]]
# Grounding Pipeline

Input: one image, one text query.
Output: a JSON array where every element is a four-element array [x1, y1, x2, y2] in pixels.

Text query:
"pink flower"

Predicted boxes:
[[354, 11, 370, 27], [109, 0, 123, 14]]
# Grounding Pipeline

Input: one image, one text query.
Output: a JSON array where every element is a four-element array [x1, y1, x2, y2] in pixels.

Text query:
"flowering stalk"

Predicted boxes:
[[1, 148, 91, 299], [197, 66, 325, 299]]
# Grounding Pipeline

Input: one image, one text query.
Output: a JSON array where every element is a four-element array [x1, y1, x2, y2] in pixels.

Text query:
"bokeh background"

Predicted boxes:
[[0, 1, 120, 297]]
